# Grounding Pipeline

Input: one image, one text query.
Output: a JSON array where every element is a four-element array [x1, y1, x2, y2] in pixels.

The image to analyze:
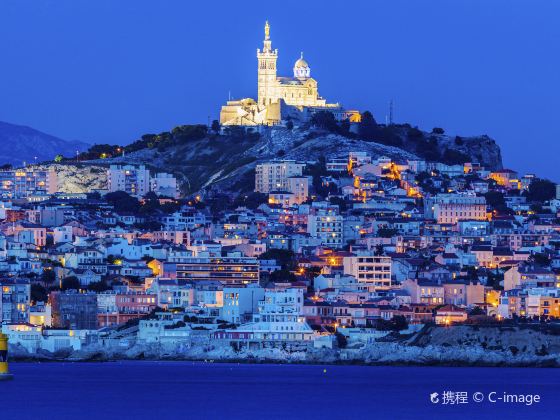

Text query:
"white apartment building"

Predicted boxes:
[[161, 211, 206, 231], [214, 286, 315, 346], [326, 158, 348, 173], [107, 165, 151, 197], [255, 287, 304, 320], [255, 160, 305, 193], [307, 209, 343, 248], [221, 284, 265, 324], [287, 176, 309, 204], [343, 253, 392, 291]]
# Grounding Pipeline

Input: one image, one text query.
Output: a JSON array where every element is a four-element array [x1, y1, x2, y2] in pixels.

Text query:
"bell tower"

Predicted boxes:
[[257, 21, 278, 106]]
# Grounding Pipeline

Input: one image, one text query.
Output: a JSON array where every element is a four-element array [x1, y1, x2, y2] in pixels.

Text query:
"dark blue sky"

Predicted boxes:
[[0, 0, 558, 180]]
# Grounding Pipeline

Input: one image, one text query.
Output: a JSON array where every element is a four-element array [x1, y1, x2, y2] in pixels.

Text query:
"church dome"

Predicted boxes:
[[293, 52, 311, 78], [294, 56, 309, 68]]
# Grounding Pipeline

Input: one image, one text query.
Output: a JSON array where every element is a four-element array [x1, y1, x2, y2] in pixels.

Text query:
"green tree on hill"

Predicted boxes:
[[61, 276, 81, 291], [442, 149, 470, 165], [31, 284, 48, 302], [105, 191, 141, 213], [41, 268, 56, 285], [259, 249, 296, 270], [310, 111, 338, 132], [526, 178, 556, 202], [87, 281, 111, 293], [358, 110, 377, 139]]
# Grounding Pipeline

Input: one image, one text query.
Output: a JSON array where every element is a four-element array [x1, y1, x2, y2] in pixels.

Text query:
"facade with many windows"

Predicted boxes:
[[307, 210, 344, 248], [343, 254, 392, 291], [0, 278, 30, 324], [255, 160, 305, 193], [176, 256, 259, 286], [0, 168, 57, 199], [425, 194, 486, 224], [107, 164, 150, 197], [49, 290, 98, 330]]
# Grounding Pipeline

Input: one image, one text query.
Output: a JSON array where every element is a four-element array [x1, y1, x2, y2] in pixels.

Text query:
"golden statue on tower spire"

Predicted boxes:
[[265, 20, 270, 40]]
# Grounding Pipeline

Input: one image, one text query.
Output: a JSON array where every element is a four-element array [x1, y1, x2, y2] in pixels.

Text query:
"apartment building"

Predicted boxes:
[[49, 290, 98, 329], [176, 256, 259, 286], [343, 253, 392, 291], [307, 209, 344, 248], [0, 168, 57, 199], [107, 165, 151, 197], [0, 278, 30, 324], [425, 193, 486, 224], [255, 160, 305, 193]]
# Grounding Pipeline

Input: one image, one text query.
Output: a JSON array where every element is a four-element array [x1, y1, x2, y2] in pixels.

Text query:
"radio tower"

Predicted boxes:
[[389, 100, 394, 125]]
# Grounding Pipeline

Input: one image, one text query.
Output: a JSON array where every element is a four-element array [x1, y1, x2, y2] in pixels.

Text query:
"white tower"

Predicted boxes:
[[257, 21, 278, 106]]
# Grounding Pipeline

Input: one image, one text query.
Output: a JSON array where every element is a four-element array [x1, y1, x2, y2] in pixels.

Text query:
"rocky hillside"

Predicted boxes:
[[78, 124, 502, 196], [0, 121, 89, 167], [367, 124, 503, 171], [409, 324, 560, 356], [87, 127, 420, 195], [36, 122, 503, 196], [31, 164, 107, 194]]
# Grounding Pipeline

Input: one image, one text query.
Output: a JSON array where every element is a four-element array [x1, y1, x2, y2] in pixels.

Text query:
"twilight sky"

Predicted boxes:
[[0, 0, 559, 180]]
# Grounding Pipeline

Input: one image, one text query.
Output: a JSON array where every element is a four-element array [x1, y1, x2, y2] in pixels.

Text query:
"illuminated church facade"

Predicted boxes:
[[220, 22, 360, 126]]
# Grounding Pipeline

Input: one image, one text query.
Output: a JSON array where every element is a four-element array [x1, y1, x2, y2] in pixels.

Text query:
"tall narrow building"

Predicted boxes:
[[257, 21, 278, 106]]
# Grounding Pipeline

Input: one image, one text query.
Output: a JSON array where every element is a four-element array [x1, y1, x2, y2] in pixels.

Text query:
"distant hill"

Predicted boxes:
[[0, 121, 89, 167]]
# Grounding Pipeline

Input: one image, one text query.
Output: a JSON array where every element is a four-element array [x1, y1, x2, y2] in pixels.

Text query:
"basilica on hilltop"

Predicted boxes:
[[219, 22, 360, 126]]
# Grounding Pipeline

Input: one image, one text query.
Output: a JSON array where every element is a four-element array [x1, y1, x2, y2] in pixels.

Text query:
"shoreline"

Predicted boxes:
[[10, 358, 559, 368], [10, 351, 560, 368], [8, 324, 560, 368]]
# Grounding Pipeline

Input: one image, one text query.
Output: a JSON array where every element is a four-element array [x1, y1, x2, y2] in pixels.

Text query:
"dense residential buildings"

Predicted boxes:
[[489, 169, 519, 189], [0, 127, 559, 360]]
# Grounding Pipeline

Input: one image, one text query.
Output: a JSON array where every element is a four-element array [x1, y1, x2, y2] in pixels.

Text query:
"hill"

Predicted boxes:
[[0, 121, 89, 167], [72, 122, 502, 197]]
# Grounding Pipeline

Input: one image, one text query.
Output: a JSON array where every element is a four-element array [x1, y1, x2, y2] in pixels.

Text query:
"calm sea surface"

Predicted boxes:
[[1, 361, 559, 419]]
